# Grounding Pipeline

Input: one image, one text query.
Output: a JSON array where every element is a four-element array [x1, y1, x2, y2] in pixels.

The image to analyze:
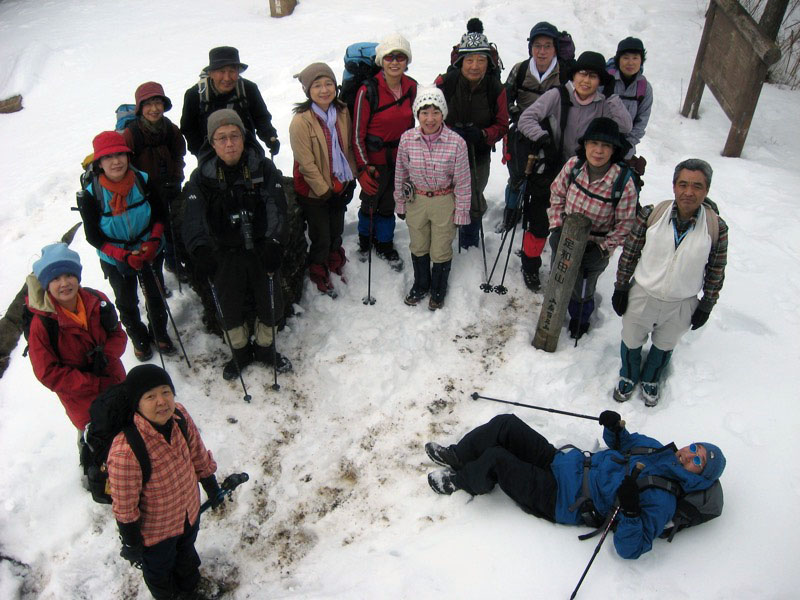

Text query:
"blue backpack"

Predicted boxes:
[[340, 42, 381, 117], [115, 103, 138, 131]]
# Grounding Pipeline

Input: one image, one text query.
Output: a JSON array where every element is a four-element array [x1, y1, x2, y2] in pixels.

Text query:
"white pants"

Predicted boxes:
[[621, 282, 698, 351]]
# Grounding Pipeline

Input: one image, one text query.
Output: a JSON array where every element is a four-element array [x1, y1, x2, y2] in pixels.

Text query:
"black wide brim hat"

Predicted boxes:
[[207, 46, 248, 72], [577, 117, 631, 155], [568, 51, 613, 87]]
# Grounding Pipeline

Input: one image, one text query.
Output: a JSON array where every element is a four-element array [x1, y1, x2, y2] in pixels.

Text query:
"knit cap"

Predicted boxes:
[[207, 108, 245, 142], [33, 243, 82, 289], [294, 63, 337, 97], [375, 33, 412, 67], [92, 131, 131, 161], [455, 18, 496, 69], [697, 442, 726, 482], [412, 86, 448, 120], [134, 81, 172, 115], [126, 364, 175, 410]]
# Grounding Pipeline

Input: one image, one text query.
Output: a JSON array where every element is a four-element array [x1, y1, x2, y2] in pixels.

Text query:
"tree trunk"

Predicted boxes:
[[759, 0, 790, 41]]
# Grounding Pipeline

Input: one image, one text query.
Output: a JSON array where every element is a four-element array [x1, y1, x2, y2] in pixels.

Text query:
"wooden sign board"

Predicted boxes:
[[269, 0, 297, 18], [681, 0, 780, 157]]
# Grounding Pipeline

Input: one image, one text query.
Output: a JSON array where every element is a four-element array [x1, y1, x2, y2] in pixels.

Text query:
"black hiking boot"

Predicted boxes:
[[428, 468, 460, 495], [428, 260, 452, 311], [375, 241, 404, 271], [223, 344, 254, 381], [357, 234, 372, 260], [568, 318, 590, 339], [522, 269, 541, 291], [425, 442, 462, 469], [254, 343, 293, 374]]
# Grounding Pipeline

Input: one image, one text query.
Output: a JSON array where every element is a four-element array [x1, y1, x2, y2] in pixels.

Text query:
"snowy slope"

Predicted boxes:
[[1, 0, 799, 598]]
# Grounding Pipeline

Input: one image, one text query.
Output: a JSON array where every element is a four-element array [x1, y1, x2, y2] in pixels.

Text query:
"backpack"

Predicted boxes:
[[22, 287, 115, 358], [646, 199, 720, 244], [566, 158, 636, 209], [115, 104, 138, 132], [556, 30, 576, 62], [197, 76, 248, 114], [340, 42, 381, 117], [83, 382, 189, 504], [637, 475, 724, 541]]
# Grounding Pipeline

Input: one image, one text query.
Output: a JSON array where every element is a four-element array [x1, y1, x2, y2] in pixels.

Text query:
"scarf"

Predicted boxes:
[[99, 169, 136, 216], [53, 292, 88, 330], [529, 56, 557, 83], [312, 103, 354, 182]]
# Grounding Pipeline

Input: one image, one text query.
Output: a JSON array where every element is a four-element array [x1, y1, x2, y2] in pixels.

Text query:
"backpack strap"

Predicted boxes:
[[23, 312, 61, 359], [122, 425, 152, 485], [647, 200, 719, 245], [567, 161, 633, 208], [515, 58, 531, 94], [368, 77, 413, 115], [173, 407, 190, 445]]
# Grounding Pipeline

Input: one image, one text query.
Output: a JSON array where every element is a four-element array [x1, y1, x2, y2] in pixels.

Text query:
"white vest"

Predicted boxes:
[[633, 203, 712, 301]]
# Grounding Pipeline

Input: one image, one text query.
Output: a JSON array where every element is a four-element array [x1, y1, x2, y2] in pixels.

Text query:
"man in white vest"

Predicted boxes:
[[610, 159, 728, 406]]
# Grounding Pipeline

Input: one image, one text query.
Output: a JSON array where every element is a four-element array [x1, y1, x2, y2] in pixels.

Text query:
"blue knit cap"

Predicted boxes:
[[698, 442, 726, 481], [33, 243, 82, 289]]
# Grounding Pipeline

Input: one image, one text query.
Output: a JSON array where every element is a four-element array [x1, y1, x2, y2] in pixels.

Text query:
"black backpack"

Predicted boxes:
[[638, 475, 724, 541], [83, 382, 188, 504]]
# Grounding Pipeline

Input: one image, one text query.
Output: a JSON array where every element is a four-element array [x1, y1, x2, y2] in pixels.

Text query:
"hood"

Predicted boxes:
[[25, 273, 57, 315]]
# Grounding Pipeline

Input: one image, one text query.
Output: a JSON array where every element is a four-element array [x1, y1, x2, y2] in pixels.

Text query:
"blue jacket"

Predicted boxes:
[[551, 426, 716, 559]]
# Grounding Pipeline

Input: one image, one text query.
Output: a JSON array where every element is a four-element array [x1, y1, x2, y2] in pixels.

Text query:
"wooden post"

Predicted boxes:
[[681, 2, 718, 119], [269, 0, 297, 18], [532, 213, 591, 353]]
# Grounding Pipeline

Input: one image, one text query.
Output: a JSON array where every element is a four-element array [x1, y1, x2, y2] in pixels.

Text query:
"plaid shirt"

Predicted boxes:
[[616, 201, 728, 311], [394, 126, 471, 225], [108, 403, 217, 546], [548, 157, 638, 252]]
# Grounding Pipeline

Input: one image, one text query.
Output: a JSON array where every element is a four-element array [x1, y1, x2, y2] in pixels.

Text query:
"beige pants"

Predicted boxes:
[[405, 192, 457, 263]]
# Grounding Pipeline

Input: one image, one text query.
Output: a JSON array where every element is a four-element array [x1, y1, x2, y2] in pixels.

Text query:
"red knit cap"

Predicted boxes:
[[134, 81, 172, 115], [92, 131, 131, 160]]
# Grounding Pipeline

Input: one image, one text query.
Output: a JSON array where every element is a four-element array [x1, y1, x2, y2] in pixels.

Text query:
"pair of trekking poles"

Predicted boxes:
[[470, 391, 635, 599]]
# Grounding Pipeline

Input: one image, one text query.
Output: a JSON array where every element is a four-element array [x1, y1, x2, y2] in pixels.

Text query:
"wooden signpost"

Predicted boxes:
[[681, 0, 781, 157]]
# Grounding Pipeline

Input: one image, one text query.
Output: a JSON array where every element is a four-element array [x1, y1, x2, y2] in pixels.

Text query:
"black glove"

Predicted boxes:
[[691, 307, 710, 330], [583, 241, 607, 265], [117, 520, 144, 569], [98, 299, 119, 332], [452, 125, 483, 147], [503, 207, 518, 231], [268, 137, 280, 156], [617, 475, 641, 518], [201, 475, 224, 510], [612, 288, 629, 317], [194, 245, 218, 281], [532, 135, 552, 153], [261, 241, 283, 274], [87, 345, 109, 376], [599, 410, 622, 432]]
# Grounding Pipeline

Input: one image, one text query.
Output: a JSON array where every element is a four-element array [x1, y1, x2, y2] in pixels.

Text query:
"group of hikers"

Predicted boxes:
[[21, 17, 729, 599]]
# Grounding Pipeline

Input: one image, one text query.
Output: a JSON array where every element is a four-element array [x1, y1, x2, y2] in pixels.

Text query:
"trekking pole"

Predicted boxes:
[[481, 224, 510, 292], [467, 147, 490, 290], [362, 206, 376, 305], [570, 462, 645, 599], [471, 392, 602, 422], [267, 273, 281, 391], [208, 279, 251, 402], [162, 182, 182, 295], [495, 156, 536, 295], [147, 264, 191, 368], [136, 269, 165, 369], [200, 472, 250, 514], [574, 270, 588, 348]]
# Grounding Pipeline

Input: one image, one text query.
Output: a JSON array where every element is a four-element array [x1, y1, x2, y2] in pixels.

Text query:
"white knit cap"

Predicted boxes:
[[412, 86, 448, 120], [375, 33, 412, 67]]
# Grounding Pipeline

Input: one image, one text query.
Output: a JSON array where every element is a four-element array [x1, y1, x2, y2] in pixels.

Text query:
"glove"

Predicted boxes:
[[261, 241, 283, 274], [611, 288, 629, 317], [691, 307, 710, 330], [318, 189, 333, 202], [532, 135, 551, 153], [117, 520, 143, 569], [617, 474, 641, 518], [397, 213, 406, 221], [87, 345, 109, 376], [120, 543, 144, 569], [98, 299, 119, 332], [268, 137, 280, 156], [599, 410, 622, 432], [194, 245, 218, 281], [358, 168, 379, 196], [452, 125, 483, 146], [139, 239, 160, 263], [201, 475, 224, 510], [126, 252, 146, 271], [503, 207, 518, 232], [583, 241, 607, 265]]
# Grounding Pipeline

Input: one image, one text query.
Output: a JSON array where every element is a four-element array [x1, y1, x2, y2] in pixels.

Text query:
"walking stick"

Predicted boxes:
[[467, 147, 490, 290], [570, 462, 645, 599], [147, 264, 191, 368], [135, 270, 164, 370], [471, 392, 604, 422], [574, 270, 588, 348], [495, 156, 536, 295], [362, 206, 376, 305], [208, 279, 252, 403], [162, 182, 183, 294], [267, 273, 280, 391]]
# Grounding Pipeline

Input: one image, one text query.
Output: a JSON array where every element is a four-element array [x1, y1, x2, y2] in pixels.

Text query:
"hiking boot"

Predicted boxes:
[[375, 241, 404, 271], [568, 318, 590, 339], [164, 261, 190, 283], [404, 286, 428, 306], [429, 260, 451, 311], [428, 296, 444, 311], [428, 468, 460, 495], [328, 247, 347, 276], [613, 377, 636, 402], [425, 442, 462, 469], [405, 253, 431, 306], [522, 269, 541, 291], [128, 326, 153, 362], [357, 234, 372, 259], [641, 381, 660, 407], [254, 343, 293, 374], [154, 335, 177, 356], [223, 345, 254, 381], [309, 263, 336, 297]]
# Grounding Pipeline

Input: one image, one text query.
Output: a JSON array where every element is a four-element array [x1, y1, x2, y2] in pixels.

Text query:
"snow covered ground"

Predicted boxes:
[[1, 0, 799, 598]]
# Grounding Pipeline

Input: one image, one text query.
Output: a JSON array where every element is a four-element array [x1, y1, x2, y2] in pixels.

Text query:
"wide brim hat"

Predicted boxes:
[[577, 117, 629, 152], [134, 81, 172, 115], [207, 46, 248, 72], [568, 51, 613, 86]]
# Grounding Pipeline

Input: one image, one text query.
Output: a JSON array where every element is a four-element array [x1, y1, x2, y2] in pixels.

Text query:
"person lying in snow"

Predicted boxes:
[[425, 412, 725, 559]]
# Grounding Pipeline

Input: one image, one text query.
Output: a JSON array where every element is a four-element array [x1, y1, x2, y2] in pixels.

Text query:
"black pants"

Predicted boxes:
[[521, 175, 553, 239], [101, 255, 168, 339], [452, 414, 559, 521], [141, 516, 201, 600], [213, 248, 279, 329], [298, 198, 346, 265]]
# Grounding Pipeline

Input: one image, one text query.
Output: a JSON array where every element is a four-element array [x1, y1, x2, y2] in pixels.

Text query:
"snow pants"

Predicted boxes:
[[100, 254, 168, 340], [459, 152, 490, 249], [451, 414, 558, 521], [142, 516, 201, 600], [298, 196, 346, 265], [622, 282, 698, 351], [405, 192, 457, 263]]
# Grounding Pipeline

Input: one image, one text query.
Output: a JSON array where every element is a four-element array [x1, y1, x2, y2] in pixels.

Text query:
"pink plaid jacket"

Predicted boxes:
[[108, 403, 217, 546]]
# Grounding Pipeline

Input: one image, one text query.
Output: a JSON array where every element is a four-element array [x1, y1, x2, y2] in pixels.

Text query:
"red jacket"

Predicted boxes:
[[352, 72, 417, 169], [26, 275, 127, 430]]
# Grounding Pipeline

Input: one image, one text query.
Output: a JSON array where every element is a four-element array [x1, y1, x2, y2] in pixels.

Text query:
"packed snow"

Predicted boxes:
[[1, 0, 799, 598]]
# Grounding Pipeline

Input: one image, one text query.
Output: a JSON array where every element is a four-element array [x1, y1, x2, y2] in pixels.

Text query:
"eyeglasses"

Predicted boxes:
[[689, 444, 703, 467], [383, 53, 408, 63], [532, 44, 554, 51], [575, 70, 600, 80], [213, 133, 242, 145]]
